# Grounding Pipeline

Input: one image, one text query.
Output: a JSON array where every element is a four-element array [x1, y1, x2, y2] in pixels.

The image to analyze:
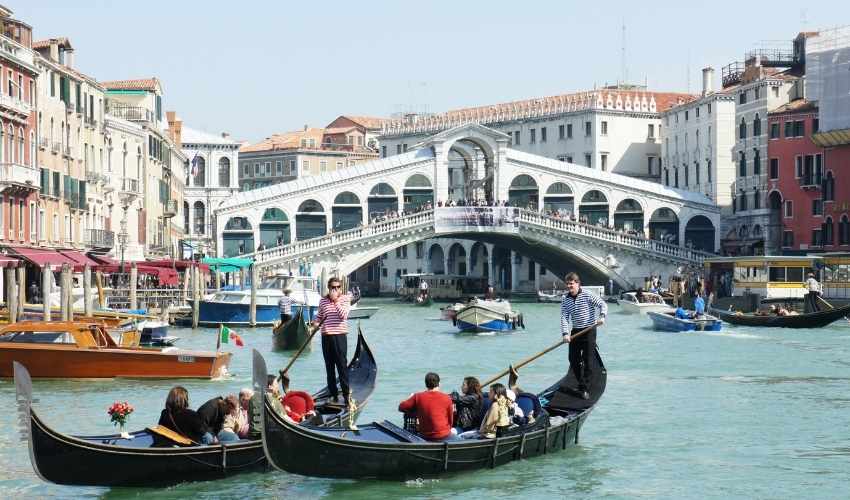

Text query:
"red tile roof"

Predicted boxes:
[[240, 128, 326, 153], [769, 99, 817, 115], [340, 116, 388, 130], [101, 78, 161, 91]]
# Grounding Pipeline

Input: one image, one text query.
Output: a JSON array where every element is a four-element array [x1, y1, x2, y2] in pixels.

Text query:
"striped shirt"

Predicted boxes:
[[317, 294, 351, 335], [560, 288, 607, 334], [278, 295, 295, 315]]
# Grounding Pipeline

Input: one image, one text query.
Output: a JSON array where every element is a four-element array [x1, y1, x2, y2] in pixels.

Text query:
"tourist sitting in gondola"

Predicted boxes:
[[218, 395, 242, 442], [398, 372, 454, 442], [449, 376, 485, 435], [479, 383, 511, 439], [198, 396, 229, 437], [155, 386, 215, 446], [238, 388, 254, 438]]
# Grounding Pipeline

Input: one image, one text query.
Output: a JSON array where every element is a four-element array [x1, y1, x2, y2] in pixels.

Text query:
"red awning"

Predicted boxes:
[[92, 264, 179, 286], [7, 247, 77, 268], [146, 259, 210, 273], [87, 253, 120, 266], [59, 250, 101, 272], [0, 255, 21, 268]]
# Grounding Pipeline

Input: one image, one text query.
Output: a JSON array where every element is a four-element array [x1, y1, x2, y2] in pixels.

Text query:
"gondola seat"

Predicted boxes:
[[282, 391, 315, 422]]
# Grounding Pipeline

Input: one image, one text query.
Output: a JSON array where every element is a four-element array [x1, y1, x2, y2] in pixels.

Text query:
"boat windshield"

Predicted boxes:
[[214, 293, 245, 303], [259, 276, 317, 292], [260, 276, 291, 290], [0, 331, 75, 344]]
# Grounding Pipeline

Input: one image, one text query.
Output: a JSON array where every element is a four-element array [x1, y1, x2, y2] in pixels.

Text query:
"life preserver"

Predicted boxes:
[[281, 391, 315, 423]]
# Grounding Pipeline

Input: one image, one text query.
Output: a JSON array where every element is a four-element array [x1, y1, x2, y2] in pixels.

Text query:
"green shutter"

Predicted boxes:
[[40, 168, 49, 193], [75, 84, 81, 113], [79, 180, 87, 210], [50, 72, 55, 97]]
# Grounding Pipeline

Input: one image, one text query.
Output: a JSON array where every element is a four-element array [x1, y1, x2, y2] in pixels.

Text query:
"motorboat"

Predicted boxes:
[[617, 291, 674, 315], [455, 299, 524, 333], [0, 321, 230, 378], [198, 274, 321, 327], [440, 303, 464, 321], [348, 304, 379, 320], [646, 311, 722, 332]]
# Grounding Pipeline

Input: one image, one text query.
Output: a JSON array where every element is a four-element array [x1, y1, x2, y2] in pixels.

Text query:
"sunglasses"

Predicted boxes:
[[329, 285, 342, 290]]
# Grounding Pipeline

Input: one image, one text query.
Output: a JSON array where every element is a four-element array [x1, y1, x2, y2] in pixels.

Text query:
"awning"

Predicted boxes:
[[87, 253, 120, 266], [7, 247, 78, 268], [146, 259, 210, 273], [0, 255, 21, 268], [59, 250, 101, 272], [92, 264, 179, 286], [202, 257, 253, 273]]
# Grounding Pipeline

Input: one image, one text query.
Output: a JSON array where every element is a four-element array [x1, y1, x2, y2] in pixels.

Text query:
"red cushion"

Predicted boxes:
[[282, 391, 315, 422]]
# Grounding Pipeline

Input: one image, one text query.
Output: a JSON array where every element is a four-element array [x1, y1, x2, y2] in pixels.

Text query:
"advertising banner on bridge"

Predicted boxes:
[[434, 207, 520, 234]]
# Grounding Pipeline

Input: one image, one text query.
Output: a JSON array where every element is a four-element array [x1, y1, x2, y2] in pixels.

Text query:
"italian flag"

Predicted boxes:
[[218, 325, 244, 348]]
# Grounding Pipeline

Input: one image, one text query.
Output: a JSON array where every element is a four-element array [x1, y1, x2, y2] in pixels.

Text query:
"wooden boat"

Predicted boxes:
[[414, 294, 433, 306], [13, 329, 377, 487], [709, 304, 850, 328], [455, 299, 523, 332], [0, 321, 230, 379], [272, 307, 311, 351], [617, 291, 674, 315], [259, 345, 606, 479], [646, 311, 722, 332]]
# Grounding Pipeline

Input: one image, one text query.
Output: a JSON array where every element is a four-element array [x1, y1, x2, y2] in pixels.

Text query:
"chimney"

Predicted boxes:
[[303, 124, 308, 131], [221, 132, 230, 139], [64, 47, 74, 69], [49, 39, 59, 62], [701, 67, 714, 96]]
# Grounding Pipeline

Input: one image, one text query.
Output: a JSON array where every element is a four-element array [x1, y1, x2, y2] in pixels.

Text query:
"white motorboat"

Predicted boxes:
[[348, 304, 379, 320], [617, 291, 674, 315], [455, 298, 524, 333], [198, 274, 321, 326]]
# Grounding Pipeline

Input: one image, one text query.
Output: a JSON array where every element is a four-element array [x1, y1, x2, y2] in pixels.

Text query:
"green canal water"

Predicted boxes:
[[2, 299, 849, 499]]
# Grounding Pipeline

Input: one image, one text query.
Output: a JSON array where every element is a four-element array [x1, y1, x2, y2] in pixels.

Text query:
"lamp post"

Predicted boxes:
[[118, 207, 129, 273]]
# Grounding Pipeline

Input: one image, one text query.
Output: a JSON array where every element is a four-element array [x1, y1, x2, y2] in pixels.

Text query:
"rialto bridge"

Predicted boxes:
[[214, 124, 719, 288]]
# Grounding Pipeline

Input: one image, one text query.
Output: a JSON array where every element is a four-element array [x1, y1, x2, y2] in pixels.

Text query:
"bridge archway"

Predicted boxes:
[[649, 207, 679, 244], [223, 216, 253, 256], [368, 182, 398, 219], [614, 198, 644, 232], [332, 192, 362, 232], [579, 190, 609, 226], [447, 242, 467, 275], [403, 174, 433, 212], [469, 241, 489, 278], [428, 244, 445, 274], [508, 174, 539, 209], [260, 208, 290, 248], [543, 182, 574, 215], [295, 199, 327, 240], [684, 215, 716, 252]]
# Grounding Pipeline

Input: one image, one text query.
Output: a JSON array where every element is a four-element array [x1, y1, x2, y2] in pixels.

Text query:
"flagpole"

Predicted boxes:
[[216, 324, 222, 352]]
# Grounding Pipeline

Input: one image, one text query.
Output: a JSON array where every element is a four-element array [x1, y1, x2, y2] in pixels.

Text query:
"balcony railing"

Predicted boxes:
[[38, 137, 49, 150], [85, 229, 115, 249], [51, 141, 61, 154], [734, 174, 767, 192], [722, 61, 744, 88], [0, 93, 32, 116], [121, 177, 140, 194], [799, 175, 822, 189], [163, 199, 178, 218], [0, 162, 40, 189], [107, 104, 154, 122]]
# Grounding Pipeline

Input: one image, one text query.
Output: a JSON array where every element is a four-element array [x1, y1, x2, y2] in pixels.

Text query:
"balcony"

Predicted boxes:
[[0, 162, 40, 193], [107, 103, 154, 123], [722, 61, 744, 88], [121, 177, 140, 194], [84, 229, 115, 249], [735, 174, 767, 191], [799, 175, 822, 190], [63, 145, 73, 158], [0, 92, 32, 117], [51, 141, 61, 154], [163, 199, 178, 218]]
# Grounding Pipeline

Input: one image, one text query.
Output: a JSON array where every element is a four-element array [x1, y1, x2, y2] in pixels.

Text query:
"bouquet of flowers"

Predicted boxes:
[[108, 401, 134, 427]]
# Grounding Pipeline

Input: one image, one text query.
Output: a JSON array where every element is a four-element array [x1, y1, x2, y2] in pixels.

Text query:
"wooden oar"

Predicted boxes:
[[480, 322, 600, 388], [280, 319, 321, 392]]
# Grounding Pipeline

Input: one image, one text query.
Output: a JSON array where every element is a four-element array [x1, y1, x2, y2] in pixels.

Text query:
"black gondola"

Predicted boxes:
[[414, 294, 433, 306], [13, 329, 377, 487], [710, 304, 850, 328], [257, 346, 606, 479], [272, 307, 311, 351]]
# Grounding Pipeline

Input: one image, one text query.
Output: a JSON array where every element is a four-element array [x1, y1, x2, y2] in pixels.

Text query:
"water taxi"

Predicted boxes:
[[198, 274, 321, 326], [455, 298, 524, 333], [0, 321, 230, 378], [618, 291, 674, 315], [647, 311, 722, 332]]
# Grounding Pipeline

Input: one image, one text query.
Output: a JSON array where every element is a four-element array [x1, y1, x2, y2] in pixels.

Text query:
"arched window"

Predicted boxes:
[[218, 157, 230, 187], [739, 190, 748, 211], [839, 215, 850, 245], [823, 172, 834, 201], [753, 188, 760, 209], [753, 113, 761, 136], [193, 201, 206, 235], [30, 131, 36, 167], [8, 125, 14, 163], [739, 152, 747, 177], [192, 156, 206, 187], [739, 117, 746, 139], [824, 216, 835, 246]]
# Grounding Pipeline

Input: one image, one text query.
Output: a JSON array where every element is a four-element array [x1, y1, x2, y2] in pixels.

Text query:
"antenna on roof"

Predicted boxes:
[[621, 20, 628, 86]]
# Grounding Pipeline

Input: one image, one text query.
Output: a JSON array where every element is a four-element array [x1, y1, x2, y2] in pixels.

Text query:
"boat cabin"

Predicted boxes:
[[820, 253, 850, 301], [0, 322, 118, 348], [704, 256, 818, 299], [398, 273, 488, 300]]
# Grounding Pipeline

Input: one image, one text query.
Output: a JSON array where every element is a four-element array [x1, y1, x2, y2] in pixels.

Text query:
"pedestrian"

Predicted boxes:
[[278, 289, 294, 324], [804, 272, 822, 313], [310, 277, 352, 405], [560, 272, 607, 400]]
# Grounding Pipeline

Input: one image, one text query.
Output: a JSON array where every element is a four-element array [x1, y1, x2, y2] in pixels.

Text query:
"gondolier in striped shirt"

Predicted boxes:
[[311, 277, 352, 405], [278, 289, 294, 324], [560, 272, 607, 400]]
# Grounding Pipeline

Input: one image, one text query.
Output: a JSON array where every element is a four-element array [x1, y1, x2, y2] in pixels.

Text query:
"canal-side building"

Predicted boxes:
[[168, 111, 240, 258], [101, 78, 185, 261], [378, 84, 696, 183], [0, 7, 39, 250], [660, 67, 737, 240], [238, 127, 379, 193], [33, 37, 111, 252], [720, 32, 813, 256]]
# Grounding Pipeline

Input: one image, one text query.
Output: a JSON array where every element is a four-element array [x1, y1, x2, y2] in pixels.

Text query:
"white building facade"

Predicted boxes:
[[661, 67, 737, 238]]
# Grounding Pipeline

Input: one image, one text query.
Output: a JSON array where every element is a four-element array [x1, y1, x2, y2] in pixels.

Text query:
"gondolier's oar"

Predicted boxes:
[[280, 319, 321, 392], [481, 322, 600, 387], [817, 295, 850, 324]]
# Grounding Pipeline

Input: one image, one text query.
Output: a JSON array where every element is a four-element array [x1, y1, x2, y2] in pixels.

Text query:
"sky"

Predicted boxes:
[[14, 0, 844, 143]]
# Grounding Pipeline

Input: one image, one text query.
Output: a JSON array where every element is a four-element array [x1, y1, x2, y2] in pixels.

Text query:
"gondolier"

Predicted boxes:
[[278, 289, 294, 324], [560, 272, 607, 400], [805, 272, 821, 313], [311, 277, 352, 405]]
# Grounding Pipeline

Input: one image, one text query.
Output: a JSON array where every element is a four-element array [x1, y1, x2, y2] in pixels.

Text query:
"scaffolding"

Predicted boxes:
[[806, 26, 850, 133]]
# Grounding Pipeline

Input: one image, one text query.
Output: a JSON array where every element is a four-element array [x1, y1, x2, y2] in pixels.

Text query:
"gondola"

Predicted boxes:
[[258, 345, 605, 479], [710, 304, 850, 328], [13, 329, 377, 487], [272, 307, 311, 351], [414, 294, 433, 306]]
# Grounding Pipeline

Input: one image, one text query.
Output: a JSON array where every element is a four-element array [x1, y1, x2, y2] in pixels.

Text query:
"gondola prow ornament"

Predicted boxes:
[[347, 390, 358, 430]]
